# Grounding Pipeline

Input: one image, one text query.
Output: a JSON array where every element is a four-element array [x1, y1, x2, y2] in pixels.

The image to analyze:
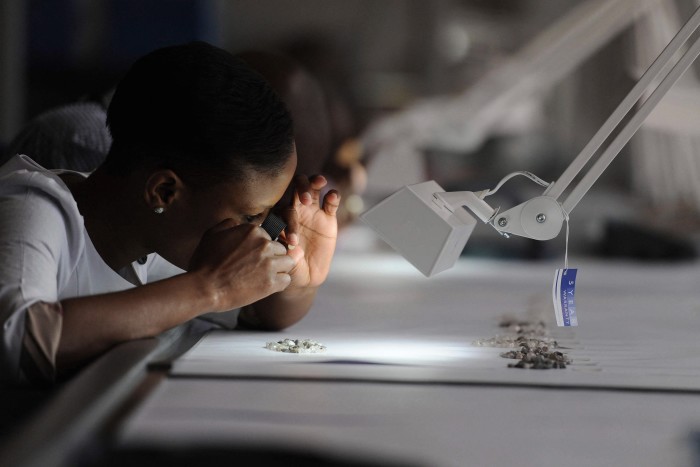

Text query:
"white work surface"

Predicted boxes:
[[119, 235, 700, 467]]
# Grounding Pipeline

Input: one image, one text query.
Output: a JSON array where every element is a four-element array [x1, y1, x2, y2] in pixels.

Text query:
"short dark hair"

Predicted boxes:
[[103, 41, 294, 184]]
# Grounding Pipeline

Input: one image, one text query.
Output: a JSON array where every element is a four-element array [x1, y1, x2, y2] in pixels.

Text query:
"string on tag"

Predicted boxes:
[[563, 210, 570, 271]]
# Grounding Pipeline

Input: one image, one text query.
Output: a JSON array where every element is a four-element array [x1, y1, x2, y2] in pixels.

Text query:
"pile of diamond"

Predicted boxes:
[[500, 340, 571, 369], [265, 338, 326, 354], [473, 316, 572, 370]]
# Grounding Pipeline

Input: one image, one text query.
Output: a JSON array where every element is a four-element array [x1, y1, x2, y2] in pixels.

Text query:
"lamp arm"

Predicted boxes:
[[487, 5, 700, 240], [438, 30, 700, 241], [433, 6, 700, 244], [360, 6, 700, 278], [548, 5, 700, 211], [561, 32, 700, 213]]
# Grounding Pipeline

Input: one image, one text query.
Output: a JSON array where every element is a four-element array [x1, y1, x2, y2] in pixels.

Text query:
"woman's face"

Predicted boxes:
[[155, 152, 297, 270]]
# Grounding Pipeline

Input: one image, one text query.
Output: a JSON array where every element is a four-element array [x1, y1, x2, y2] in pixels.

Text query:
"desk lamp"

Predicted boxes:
[[362, 6, 700, 277]]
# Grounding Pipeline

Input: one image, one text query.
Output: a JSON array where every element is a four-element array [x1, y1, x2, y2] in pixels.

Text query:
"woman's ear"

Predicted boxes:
[[143, 169, 184, 213]]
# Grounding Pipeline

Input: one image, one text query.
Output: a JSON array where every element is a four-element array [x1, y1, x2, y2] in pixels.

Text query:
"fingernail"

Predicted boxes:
[[288, 233, 299, 245], [301, 192, 312, 203], [287, 244, 296, 250]]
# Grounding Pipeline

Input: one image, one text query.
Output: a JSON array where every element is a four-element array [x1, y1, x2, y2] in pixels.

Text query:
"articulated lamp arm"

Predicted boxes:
[[362, 5, 700, 277], [436, 4, 700, 242]]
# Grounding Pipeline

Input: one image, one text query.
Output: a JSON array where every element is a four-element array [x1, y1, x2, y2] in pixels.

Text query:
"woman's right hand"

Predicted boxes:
[[187, 219, 295, 312]]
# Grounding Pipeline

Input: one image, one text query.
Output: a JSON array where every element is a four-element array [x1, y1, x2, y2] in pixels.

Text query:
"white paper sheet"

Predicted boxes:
[[170, 253, 700, 392]]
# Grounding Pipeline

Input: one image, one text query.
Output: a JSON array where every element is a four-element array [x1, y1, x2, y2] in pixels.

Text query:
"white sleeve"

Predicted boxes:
[[0, 180, 80, 384]]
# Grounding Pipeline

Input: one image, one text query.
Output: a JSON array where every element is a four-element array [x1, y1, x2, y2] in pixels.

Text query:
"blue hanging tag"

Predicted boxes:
[[553, 268, 578, 327]]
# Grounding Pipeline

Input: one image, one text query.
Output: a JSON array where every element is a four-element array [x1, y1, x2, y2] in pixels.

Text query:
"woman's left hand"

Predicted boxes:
[[280, 174, 340, 289]]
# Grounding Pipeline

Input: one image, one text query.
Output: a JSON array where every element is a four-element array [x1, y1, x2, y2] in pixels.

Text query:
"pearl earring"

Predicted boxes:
[[154, 207, 165, 214]]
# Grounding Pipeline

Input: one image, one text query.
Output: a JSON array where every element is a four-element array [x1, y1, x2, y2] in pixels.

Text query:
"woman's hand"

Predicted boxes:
[[281, 174, 340, 289], [235, 176, 339, 331], [188, 220, 295, 311]]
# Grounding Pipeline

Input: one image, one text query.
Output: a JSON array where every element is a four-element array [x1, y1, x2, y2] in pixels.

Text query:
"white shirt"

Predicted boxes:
[[0, 155, 182, 383]]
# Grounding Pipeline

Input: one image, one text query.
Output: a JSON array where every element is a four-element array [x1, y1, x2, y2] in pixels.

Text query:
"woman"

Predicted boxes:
[[0, 41, 340, 386]]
